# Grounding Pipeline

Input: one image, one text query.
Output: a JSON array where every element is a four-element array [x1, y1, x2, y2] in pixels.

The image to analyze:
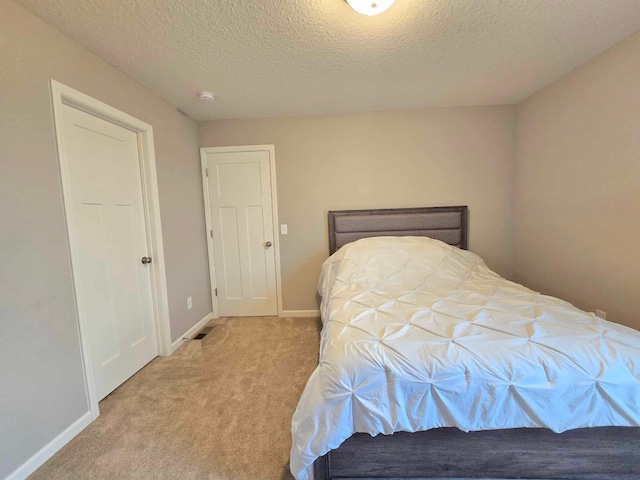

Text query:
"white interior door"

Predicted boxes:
[[61, 104, 157, 401], [204, 149, 278, 316]]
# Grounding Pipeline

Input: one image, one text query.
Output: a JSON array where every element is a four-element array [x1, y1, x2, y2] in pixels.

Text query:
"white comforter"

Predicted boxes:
[[290, 237, 640, 480]]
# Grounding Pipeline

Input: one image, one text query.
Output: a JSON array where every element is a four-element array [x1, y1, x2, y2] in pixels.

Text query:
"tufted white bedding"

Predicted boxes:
[[290, 237, 640, 480]]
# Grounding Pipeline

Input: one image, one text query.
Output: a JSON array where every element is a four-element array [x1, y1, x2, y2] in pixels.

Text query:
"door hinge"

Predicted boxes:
[[210, 229, 213, 238], [205, 168, 209, 177], [215, 288, 218, 296]]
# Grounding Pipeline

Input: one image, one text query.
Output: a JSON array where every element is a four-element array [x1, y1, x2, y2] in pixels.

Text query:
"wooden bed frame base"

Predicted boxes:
[[313, 427, 640, 479]]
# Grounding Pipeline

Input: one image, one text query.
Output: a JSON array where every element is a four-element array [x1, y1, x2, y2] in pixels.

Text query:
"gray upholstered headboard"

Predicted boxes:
[[328, 206, 468, 255]]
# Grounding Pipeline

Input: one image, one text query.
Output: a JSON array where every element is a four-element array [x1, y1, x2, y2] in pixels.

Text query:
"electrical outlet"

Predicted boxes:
[[595, 309, 606, 320], [187, 297, 193, 310], [280, 224, 288, 235]]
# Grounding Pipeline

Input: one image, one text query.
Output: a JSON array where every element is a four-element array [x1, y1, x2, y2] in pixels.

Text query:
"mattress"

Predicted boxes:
[[290, 236, 640, 480]]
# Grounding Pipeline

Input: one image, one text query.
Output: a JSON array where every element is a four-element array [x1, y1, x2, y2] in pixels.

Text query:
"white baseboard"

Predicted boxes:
[[281, 309, 320, 317], [168, 312, 214, 355], [6, 411, 92, 480]]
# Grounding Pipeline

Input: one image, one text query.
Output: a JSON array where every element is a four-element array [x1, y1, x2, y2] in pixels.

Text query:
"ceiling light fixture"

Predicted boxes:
[[345, 0, 396, 16], [198, 91, 215, 102]]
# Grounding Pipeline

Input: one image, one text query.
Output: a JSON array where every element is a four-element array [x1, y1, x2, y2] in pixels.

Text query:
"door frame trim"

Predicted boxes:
[[50, 80, 172, 420], [200, 145, 283, 318]]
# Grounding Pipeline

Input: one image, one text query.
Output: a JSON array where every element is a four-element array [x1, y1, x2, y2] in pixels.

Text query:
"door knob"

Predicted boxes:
[[265, 241, 272, 248], [141, 256, 152, 264]]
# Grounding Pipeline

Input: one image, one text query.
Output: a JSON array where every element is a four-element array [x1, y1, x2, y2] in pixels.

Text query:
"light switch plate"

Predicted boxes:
[[280, 224, 288, 235], [187, 297, 193, 309]]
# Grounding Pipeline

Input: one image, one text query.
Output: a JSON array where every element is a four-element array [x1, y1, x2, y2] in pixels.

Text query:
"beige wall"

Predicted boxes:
[[514, 32, 640, 330], [0, 0, 210, 476], [199, 107, 517, 310]]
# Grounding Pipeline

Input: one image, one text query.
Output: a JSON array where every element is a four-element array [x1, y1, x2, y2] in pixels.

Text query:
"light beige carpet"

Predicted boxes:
[[30, 316, 321, 480]]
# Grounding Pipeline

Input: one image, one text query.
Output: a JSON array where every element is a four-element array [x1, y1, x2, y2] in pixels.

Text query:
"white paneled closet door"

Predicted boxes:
[[204, 149, 278, 316], [61, 104, 158, 400]]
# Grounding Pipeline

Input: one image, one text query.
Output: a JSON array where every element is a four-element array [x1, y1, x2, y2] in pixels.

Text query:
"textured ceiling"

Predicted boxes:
[[16, 0, 640, 120]]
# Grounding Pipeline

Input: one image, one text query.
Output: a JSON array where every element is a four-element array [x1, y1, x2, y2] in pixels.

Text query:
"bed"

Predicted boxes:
[[290, 206, 640, 480]]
